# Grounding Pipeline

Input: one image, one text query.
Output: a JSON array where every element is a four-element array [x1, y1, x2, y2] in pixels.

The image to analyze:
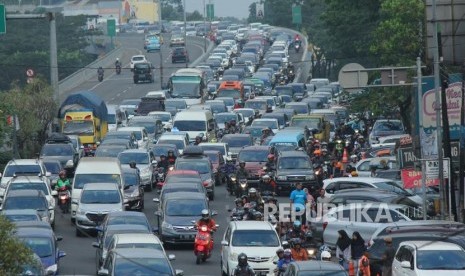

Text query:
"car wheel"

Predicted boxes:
[[140, 200, 144, 211]]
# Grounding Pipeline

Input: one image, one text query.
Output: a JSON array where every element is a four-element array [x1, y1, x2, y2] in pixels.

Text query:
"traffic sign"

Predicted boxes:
[[107, 18, 116, 37], [207, 4, 214, 20], [0, 4, 6, 34], [425, 158, 450, 178], [26, 68, 34, 77], [292, 5, 302, 25], [338, 63, 368, 91]]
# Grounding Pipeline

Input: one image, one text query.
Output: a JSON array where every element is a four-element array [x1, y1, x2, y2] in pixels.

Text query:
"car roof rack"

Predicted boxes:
[[46, 133, 72, 144], [182, 146, 204, 156]]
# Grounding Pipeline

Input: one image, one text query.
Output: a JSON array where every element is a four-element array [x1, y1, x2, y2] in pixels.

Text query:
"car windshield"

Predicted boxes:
[[128, 122, 155, 134], [287, 104, 308, 114], [292, 118, 320, 129], [374, 181, 412, 196], [218, 98, 235, 106], [119, 153, 149, 164], [151, 146, 177, 157], [114, 257, 172, 276], [374, 121, 404, 132], [165, 101, 186, 109], [176, 161, 210, 174], [165, 200, 206, 216], [73, 174, 121, 189], [95, 146, 126, 158], [63, 120, 94, 135], [222, 137, 252, 147], [218, 89, 241, 98], [123, 172, 139, 186], [215, 114, 237, 124], [245, 101, 267, 110], [173, 120, 206, 131], [235, 109, 254, 118], [41, 144, 74, 156], [80, 190, 121, 204], [252, 120, 278, 129], [4, 197, 46, 210], [116, 243, 163, 251], [149, 113, 171, 122], [5, 214, 39, 222], [278, 157, 311, 170], [157, 139, 185, 150], [200, 145, 225, 155], [9, 183, 49, 195], [238, 150, 269, 162], [298, 272, 347, 276], [231, 230, 279, 247], [4, 165, 42, 177], [43, 162, 61, 174], [22, 237, 53, 258], [417, 249, 465, 270]]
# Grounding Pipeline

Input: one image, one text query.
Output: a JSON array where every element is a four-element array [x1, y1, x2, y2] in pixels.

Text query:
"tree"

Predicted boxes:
[[247, 2, 257, 23], [0, 77, 57, 158], [0, 215, 35, 274], [186, 11, 203, 21]]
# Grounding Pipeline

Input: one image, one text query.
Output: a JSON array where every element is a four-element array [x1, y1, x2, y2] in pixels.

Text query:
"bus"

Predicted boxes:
[[217, 81, 244, 100], [168, 68, 206, 106]]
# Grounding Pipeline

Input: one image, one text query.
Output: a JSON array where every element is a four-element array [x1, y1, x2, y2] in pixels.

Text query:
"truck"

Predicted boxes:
[[290, 114, 331, 142], [58, 91, 108, 156]]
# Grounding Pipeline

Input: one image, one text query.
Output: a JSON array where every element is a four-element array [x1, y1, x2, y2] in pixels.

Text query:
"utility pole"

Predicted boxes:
[[48, 12, 59, 104], [417, 57, 427, 221], [158, 0, 163, 88], [183, 0, 187, 68], [461, 58, 465, 222], [203, 0, 206, 52]]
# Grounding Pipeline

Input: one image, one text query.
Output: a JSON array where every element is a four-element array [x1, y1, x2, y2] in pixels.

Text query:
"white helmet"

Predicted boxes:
[[116, 58, 119, 61], [321, 251, 331, 260]]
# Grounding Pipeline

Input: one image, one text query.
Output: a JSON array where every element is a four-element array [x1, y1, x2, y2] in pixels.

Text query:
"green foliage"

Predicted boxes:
[[161, 0, 184, 21], [0, 215, 35, 274], [0, 14, 94, 90], [186, 11, 203, 21], [370, 0, 424, 65]]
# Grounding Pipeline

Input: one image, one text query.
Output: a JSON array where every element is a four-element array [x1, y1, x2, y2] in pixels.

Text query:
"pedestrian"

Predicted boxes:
[[358, 251, 371, 276], [289, 183, 307, 225], [303, 188, 316, 218], [336, 230, 352, 270], [381, 236, 395, 276], [351, 231, 366, 274], [316, 188, 330, 205]]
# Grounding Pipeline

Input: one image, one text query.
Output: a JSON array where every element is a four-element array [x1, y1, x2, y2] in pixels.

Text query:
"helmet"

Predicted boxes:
[[283, 249, 292, 258], [235, 198, 243, 205], [237, 253, 248, 266], [319, 245, 331, 253], [248, 188, 257, 195], [262, 175, 271, 181], [201, 209, 209, 220], [239, 161, 246, 167], [321, 251, 331, 260], [292, 239, 301, 247], [293, 220, 302, 229], [254, 211, 263, 220], [276, 248, 284, 255], [116, 58, 119, 61], [267, 154, 274, 161], [59, 170, 66, 178], [168, 150, 174, 155], [129, 161, 137, 168]]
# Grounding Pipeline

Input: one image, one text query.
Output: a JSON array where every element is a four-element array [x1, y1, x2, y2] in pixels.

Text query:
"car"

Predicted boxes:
[[117, 127, 150, 149], [157, 134, 189, 155], [121, 168, 144, 211], [98, 248, 182, 276], [146, 37, 161, 52], [320, 203, 414, 248], [199, 142, 230, 161], [203, 150, 225, 185], [106, 233, 167, 255], [155, 181, 207, 204], [174, 147, 215, 200], [369, 119, 406, 146], [1, 209, 41, 222], [220, 134, 254, 160], [275, 150, 317, 194], [130, 55, 148, 70], [147, 111, 174, 129], [150, 144, 179, 162], [75, 183, 125, 236], [97, 211, 153, 236], [161, 169, 202, 190], [0, 159, 51, 198], [40, 136, 79, 172], [170, 33, 185, 47], [237, 146, 271, 185], [15, 225, 66, 275], [133, 62, 155, 83], [214, 112, 242, 130], [283, 260, 348, 276], [117, 149, 157, 191], [355, 157, 397, 177], [128, 116, 164, 141], [171, 47, 189, 63], [1, 190, 54, 228], [221, 221, 282, 276], [392, 240, 465, 275], [102, 132, 138, 149], [93, 224, 152, 272], [251, 118, 279, 134], [94, 145, 128, 158], [262, 112, 289, 130], [42, 159, 64, 188], [119, 98, 141, 119], [155, 191, 215, 245], [3, 176, 57, 212]]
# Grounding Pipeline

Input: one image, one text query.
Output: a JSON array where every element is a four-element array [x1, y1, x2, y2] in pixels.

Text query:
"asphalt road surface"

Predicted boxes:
[[56, 32, 305, 275]]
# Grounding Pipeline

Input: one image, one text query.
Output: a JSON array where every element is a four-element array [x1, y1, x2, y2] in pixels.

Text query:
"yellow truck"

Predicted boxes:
[[58, 91, 108, 156], [290, 114, 330, 142]]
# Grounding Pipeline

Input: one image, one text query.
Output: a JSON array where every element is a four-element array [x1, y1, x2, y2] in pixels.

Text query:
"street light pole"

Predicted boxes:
[[203, 0, 206, 52], [183, 0, 188, 68], [158, 0, 163, 88], [49, 12, 59, 104]]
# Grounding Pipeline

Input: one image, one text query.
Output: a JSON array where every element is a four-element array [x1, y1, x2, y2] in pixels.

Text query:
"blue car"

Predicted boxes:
[[146, 38, 161, 52], [16, 224, 66, 275]]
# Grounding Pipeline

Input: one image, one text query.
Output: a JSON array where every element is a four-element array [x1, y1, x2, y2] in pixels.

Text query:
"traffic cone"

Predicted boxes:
[[348, 260, 355, 276], [342, 148, 349, 163]]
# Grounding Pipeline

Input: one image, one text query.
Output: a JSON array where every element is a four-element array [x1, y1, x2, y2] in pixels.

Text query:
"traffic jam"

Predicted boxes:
[[2, 20, 465, 276]]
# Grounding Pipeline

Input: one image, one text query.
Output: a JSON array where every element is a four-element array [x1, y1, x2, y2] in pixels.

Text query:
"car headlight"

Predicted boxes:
[[230, 176, 236, 182], [41, 215, 50, 222], [307, 249, 316, 256], [45, 264, 57, 274], [141, 167, 151, 176], [277, 175, 286, 181], [230, 252, 238, 261], [306, 175, 315, 180], [162, 221, 173, 230]]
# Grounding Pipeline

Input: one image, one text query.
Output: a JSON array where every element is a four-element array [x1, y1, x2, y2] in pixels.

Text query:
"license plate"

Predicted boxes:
[[180, 235, 193, 239]]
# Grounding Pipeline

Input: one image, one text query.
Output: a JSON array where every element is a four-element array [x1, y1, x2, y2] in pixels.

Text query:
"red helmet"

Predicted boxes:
[[267, 154, 274, 161], [59, 170, 66, 178]]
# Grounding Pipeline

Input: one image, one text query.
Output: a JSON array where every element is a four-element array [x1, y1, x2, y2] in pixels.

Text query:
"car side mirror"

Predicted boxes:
[[97, 269, 109, 276], [92, 242, 101, 248], [175, 269, 184, 276], [56, 235, 63, 241], [400, 261, 412, 269], [58, 250, 66, 259], [168, 254, 176, 261], [221, 240, 229, 246], [51, 190, 58, 196]]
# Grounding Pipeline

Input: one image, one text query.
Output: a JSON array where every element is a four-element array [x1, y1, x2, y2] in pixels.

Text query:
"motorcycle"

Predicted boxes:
[[236, 179, 248, 198], [227, 173, 237, 196], [194, 224, 217, 264], [98, 71, 104, 82], [116, 64, 121, 75], [294, 40, 301, 53], [155, 167, 166, 190], [57, 187, 70, 213]]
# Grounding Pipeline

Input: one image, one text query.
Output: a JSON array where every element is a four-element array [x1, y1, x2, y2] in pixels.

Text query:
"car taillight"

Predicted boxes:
[[323, 222, 328, 231]]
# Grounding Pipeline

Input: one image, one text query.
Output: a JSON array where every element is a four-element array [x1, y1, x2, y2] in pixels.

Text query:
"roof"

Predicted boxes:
[[82, 183, 119, 190], [278, 150, 308, 157], [111, 248, 166, 259], [14, 221, 52, 229], [106, 224, 151, 233], [6, 159, 42, 165], [112, 233, 162, 244], [240, 145, 270, 151], [332, 188, 398, 195], [292, 260, 345, 271], [16, 226, 55, 237], [231, 221, 275, 230], [118, 127, 145, 132], [119, 149, 149, 154], [402, 240, 463, 251], [59, 91, 108, 120], [324, 177, 396, 184], [222, 134, 251, 138], [330, 202, 407, 211], [163, 191, 207, 200], [9, 176, 46, 184], [2, 209, 40, 215], [167, 170, 199, 176], [5, 190, 46, 197]]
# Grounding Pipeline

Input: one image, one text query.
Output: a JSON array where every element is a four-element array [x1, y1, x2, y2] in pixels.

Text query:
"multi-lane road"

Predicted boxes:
[[56, 32, 306, 275]]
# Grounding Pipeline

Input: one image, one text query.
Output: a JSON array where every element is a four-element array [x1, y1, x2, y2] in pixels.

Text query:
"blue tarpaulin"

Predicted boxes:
[[58, 91, 108, 121]]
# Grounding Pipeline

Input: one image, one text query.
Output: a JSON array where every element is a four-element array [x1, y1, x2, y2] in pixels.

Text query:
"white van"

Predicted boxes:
[[71, 157, 124, 223], [117, 126, 149, 149], [172, 110, 217, 143], [157, 133, 189, 155], [107, 105, 128, 131]]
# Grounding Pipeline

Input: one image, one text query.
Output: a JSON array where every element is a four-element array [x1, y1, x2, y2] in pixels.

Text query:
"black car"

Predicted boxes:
[[122, 168, 144, 211], [135, 97, 165, 116], [171, 47, 189, 63], [133, 62, 155, 83], [275, 150, 317, 194], [283, 260, 347, 276], [40, 133, 79, 173]]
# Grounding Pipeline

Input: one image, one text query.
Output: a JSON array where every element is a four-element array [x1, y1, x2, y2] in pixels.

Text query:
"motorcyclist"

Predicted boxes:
[[287, 220, 305, 240], [254, 211, 263, 221], [236, 161, 249, 180], [260, 175, 276, 194], [277, 249, 294, 272], [129, 161, 140, 174], [223, 157, 236, 174], [194, 136, 202, 145], [115, 58, 121, 68], [264, 154, 276, 172], [224, 122, 232, 134], [276, 248, 285, 261], [247, 188, 262, 206], [233, 253, 255, 276], [97, 66, 104, 75], [291, 239, 309, 261], [261, 128, 273, 144], [230, 120, 238, 134], [167, 150, 176, 165], [242, 203, 254, 220], [195, 209, 217, 231], [157, 155, 170, 171], [294, 34, 300, 41], [55, 170, 70, 191]]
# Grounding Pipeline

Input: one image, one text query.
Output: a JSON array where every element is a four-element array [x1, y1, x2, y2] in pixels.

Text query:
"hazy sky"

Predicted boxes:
[[185, 0, 255, 20]]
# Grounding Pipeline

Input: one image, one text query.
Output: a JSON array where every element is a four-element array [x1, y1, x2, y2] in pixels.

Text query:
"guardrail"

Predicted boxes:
[[188, 36, 215, 67]]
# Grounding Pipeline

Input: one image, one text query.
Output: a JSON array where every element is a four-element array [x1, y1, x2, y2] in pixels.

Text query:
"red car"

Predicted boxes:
[[158, 170, 201, 190], [237, 146, 272, 186]]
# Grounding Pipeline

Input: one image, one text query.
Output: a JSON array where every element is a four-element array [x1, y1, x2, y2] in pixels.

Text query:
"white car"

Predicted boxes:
[[3, 176, 56, 208], [130, 55, 148, 70], [372, 134, 410, 148], [148, 111, 173, 130], [369, 119, 405, 146], [392, 240, 465, 276], [355, 157, 397, 177], [221, 221, 282, 276], [251, 118, 279, 134], [117, 127, 149, 149], [0, 159, 51, 198]]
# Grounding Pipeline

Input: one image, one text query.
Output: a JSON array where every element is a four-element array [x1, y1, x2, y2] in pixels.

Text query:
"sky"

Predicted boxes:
[[185, 0, 255, 20]]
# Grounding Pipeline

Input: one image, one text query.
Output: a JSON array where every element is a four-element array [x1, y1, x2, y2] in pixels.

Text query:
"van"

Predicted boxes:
[[157, 133, 189, 155], [107, 105, 128, 131], [172, 110, 217, 143], [71, 157, 124, 223], [217, 81, 244, 100], [268, 130, 306, 152], [290, 114, 330, 142]]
